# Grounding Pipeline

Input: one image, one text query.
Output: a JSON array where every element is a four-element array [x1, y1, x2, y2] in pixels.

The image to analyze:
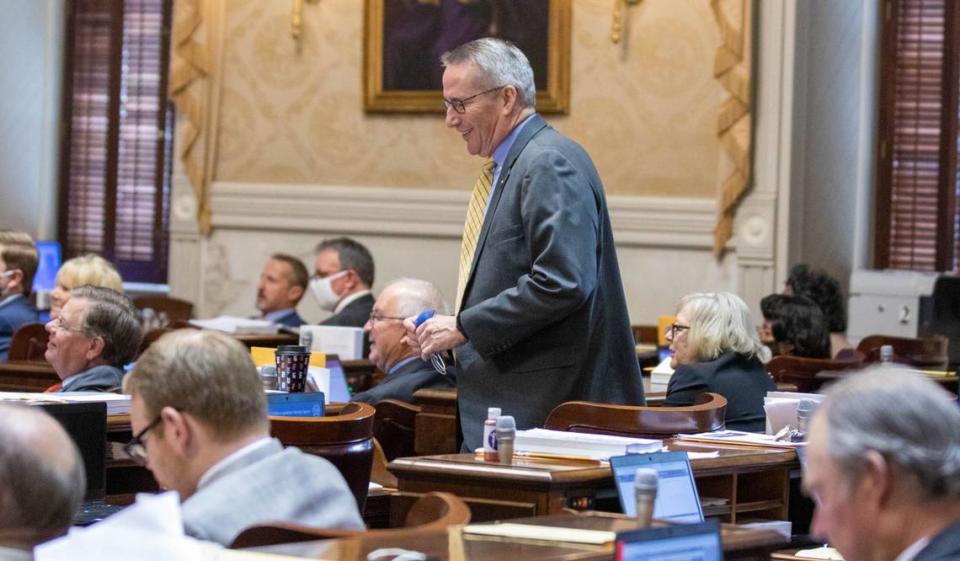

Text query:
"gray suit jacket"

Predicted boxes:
[[59, 364, 124, 392], [456, 114, 645, 450], [352, 357, 455, 404], [181, 438, 364, 545], [916, 520, 960, 561]]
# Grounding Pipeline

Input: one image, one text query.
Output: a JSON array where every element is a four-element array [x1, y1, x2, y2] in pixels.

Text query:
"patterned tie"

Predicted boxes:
[[456, 158, 496, 312]]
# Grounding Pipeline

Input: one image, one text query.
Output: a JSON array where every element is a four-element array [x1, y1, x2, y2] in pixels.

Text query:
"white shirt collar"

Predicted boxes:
[[0, 293, 22, 309], [196, 436, 273, 491], [894, 536, 931, 561], [335, 289, 372, 314]]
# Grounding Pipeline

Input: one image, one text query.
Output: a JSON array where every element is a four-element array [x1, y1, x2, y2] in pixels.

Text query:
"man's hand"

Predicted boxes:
[[402, 314, 465, 361]]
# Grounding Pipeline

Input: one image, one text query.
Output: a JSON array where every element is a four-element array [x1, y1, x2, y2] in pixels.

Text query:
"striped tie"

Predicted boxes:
[[456, 159, 495, 312]]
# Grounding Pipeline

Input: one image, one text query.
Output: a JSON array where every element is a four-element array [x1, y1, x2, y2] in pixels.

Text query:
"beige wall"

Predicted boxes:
[[214, 0, 724, 198]]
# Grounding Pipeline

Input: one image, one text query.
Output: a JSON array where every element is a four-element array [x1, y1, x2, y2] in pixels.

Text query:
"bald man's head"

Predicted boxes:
[[0, 404, 85, 548]]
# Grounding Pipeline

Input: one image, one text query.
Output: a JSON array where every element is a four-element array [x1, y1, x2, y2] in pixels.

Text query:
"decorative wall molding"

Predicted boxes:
[[209, 181, 720, 250]]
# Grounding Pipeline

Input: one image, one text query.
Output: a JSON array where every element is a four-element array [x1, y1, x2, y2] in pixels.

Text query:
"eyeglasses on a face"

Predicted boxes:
[[441, 85, 507, 114]]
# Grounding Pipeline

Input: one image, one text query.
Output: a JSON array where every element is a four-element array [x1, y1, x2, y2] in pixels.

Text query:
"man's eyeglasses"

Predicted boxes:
[[52, 317, 88, 335], [442, 85, 506, 114], [124, 416, 162, 465], [368, 311, 406, 323], [664, 323, 691, 342]]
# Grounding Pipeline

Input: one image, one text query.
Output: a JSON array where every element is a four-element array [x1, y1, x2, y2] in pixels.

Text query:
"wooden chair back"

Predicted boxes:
[[137, 327, 171, 357], [543, 392, 728, 438], [133, 296, 194, 324], [270, 401, 375, 512], [767, 353, 865, 393], [857, 334, 950, 368], [229, 492, 471, 548], [8, 323, 49, 362], [373, 399, 420, 461]]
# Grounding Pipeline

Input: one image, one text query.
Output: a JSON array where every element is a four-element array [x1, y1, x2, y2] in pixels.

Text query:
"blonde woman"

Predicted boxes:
[[665, 292, 775, 432], [49, 255, 123, 319]]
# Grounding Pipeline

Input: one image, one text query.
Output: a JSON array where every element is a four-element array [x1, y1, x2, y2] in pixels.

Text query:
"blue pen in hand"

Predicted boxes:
[[415, 310, 447, 376]]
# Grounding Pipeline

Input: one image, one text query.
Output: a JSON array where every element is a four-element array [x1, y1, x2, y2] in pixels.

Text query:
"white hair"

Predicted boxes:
[[678, 292, 770, 363], [440, 37, 537, 109]]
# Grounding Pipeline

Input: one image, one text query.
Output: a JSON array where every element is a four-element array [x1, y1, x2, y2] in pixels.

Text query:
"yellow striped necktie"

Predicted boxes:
[[456, 158, 496, 312]]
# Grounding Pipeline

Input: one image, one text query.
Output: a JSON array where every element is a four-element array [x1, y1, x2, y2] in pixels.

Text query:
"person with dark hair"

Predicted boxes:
[[44, 285, 143, 392], [255, 254, 308, 328], [762, 294, 831, 359], [785, 264, 852, 358], [804, 368, 960, 561], [758, 293, 788, 351], [311, 237, 375, 329], [0, 231, 39, 362], [0, 404, 85, 558]]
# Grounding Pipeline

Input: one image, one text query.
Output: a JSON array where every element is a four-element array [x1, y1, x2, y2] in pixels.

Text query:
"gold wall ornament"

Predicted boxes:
[[291, 0, 321, 43], [611, 0, 643, 44]]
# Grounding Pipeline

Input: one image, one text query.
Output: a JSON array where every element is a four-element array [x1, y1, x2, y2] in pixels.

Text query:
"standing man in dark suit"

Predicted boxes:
[[406, 38, 644, 450], [311, 237, 375, 329], [0, 230, 39, 362], [804, 367, 960, 561], [352, 278, 454, 405]]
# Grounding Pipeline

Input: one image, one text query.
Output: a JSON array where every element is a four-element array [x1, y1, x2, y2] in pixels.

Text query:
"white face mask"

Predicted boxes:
[[309, 270, 348, 311]]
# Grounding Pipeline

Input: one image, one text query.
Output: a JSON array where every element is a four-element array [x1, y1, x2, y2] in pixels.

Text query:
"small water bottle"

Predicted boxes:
[[880, 344, 894, 364], [483, 407, 501, 461], [791, 399, 815, 442], [299, 329, 313, 351]]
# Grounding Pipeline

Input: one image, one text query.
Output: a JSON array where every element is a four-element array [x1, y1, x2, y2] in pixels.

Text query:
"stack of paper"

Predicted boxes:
[[514, 428, 662, 460], [675, 430, 804, 449], [189, 316, 279, 335], [299, 325, 365, 360], [0, 391, 131, 415], [649, 356, 675, 392]]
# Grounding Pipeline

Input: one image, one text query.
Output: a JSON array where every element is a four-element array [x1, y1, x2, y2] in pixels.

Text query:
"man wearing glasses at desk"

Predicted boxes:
[[406, 38, 644, 451]]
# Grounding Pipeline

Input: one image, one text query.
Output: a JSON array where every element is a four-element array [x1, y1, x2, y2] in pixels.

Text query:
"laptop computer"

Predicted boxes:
[[324, 354, 352, 402], [610, 451, 705, 523], [38, 402, 125, 525], [615, 520, 722, 561], [267, 392, 326, 417]]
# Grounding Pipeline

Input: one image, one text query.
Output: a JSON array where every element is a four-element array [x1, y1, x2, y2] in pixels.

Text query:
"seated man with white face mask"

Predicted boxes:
[[310, 238, 375, 356]]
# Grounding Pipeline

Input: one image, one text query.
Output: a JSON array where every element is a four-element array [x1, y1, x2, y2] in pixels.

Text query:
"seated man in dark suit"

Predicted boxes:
[[255, 254, 308, 328], [0, 230, 39, 362], [804, 367, 960, 561], [44, 286, 143, 392], [311, 238, 375, 328], [123, 329, 363, 546], [0, 403, 85, 559], [353, 278, 454, 405]]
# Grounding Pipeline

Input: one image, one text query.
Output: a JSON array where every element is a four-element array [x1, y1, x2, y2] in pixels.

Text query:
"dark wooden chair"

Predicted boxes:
[[767, 353, 865, 393], [373, 399, 420, 461], [8, 323, 49, 362], [137, 327, 172, 357], [132, 296, 194, 324], [543, 392, 727, 439], [857, 334, 950, 368], [270, 401, 375, 512], [229, 491, 471, 548]]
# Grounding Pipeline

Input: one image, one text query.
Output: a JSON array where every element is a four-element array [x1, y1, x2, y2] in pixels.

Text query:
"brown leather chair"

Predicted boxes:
[[270, 401, 375, 512], [132, 296, 194, 324], [8, 323, 49, 362], [229, 491, 471, 548], [857, 334, 950, 368], [543, 392, 727, 439], [767, 353, 865, 393], [373, 399, 420, 461], [137, 327, 171, 357]]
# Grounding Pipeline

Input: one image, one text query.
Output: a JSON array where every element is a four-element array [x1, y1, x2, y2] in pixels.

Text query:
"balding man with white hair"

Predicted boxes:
[[0, 404, 86, 560], [352, 278, 454, 405], [803, 367, 960, 561]]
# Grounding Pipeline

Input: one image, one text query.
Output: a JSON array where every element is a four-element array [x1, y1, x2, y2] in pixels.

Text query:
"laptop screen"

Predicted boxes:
[[32, 241, 62, 294], [616, 521, 722, 561], [610, 451, 704, 523], [37, 402, 107, 501], [267, 392, 326, 417], [324, 354, 352, 402]]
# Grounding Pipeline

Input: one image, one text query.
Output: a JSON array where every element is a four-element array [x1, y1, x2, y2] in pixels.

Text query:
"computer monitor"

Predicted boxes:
[[32, 240, 62, 295], [611, 451, 704, 524], [324, 354, 352, 402], [267, 392, 326, 417], [615, 520, 722, 561], [37, 402, 107, 502]]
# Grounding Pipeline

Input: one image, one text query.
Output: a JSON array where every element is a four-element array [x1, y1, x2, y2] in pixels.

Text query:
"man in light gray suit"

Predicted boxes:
[[123, 329, 363, 546], [407, 38, 645, 451]]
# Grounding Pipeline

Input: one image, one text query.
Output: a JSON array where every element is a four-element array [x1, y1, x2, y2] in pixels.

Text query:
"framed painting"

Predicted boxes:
[[363, 0, 570, 113]]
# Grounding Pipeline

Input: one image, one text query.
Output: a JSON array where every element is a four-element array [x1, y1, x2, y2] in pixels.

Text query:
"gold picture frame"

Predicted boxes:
[[363, 0, 571, 113]]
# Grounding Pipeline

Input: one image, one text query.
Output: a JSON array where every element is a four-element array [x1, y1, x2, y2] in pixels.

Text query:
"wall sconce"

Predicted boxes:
[[611, 0, 643, 44], [292, 0, 321, 42]]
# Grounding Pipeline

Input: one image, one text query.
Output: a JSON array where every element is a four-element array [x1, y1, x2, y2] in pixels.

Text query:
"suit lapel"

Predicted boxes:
[[461, 115, 548, 307]]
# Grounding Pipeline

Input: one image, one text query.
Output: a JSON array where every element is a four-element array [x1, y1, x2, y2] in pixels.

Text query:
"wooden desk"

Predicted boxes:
[[413, 388, 458, 455], [0, 360, 58, 391], [231, 332, 299, 348], [816, 369, 958, 392], [389, 441, 797, 523], [250, 511, 788, 561]]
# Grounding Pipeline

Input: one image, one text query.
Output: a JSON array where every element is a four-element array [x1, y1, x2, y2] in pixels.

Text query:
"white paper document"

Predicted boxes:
[[299, 325, 364, 360], [190, 317, 279, 335]]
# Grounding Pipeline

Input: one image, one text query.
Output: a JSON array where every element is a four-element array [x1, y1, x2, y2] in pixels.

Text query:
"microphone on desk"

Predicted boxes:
[[634, 468, 658, 527], [495, 415, 516, 465], [414, 310, 447, 376]]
